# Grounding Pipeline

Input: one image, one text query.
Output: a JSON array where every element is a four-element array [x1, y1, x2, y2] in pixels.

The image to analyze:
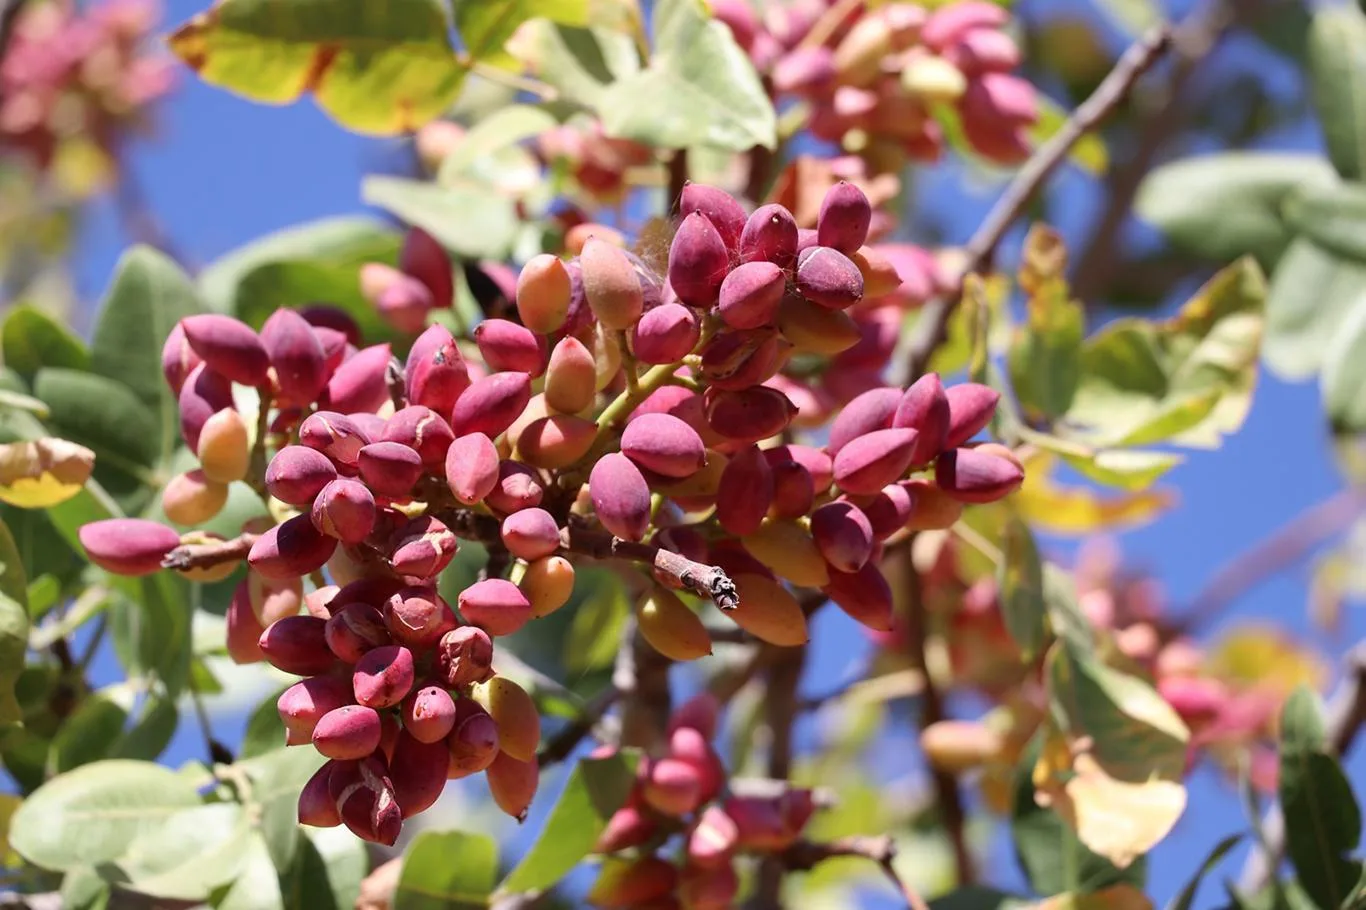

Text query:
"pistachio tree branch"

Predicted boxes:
[[562, 523, 739, 611], [903, 23, 1174, 380], [160, 533, 258, 571], [782, 835, 930, 910]]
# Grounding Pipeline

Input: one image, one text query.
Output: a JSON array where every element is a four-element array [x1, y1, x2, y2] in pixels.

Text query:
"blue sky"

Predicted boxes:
[[56, 0, 1366, 905]]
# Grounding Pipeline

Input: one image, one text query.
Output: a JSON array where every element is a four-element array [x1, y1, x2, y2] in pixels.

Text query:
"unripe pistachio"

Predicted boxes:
[[459, 578, 533, 637], [777, 293, 861, 355], [196, 408, 250, 484], [544, 336, 597, 414], [161, 469, 228, 526], [384, 587, 458, 650], [388, 515, 458, 578], [475, 319, 546, 376], [589, 453, 651, 541], [225, 581, 267, 664], [353, 644, 416, 708], [581, 238, 644, 330], [500, 508, 561, 561], [278, 675, 353, 746], [249, 514, 338, 579], [180, 314, 270, 386], [161, 322, 202, 397], [741, 519, 830, 588], [259, 615, 336, 675], [920, 719, 1004, 772], [401, 685, 458, 744], [486, 749, 539, 821], [729, 574, 808, 646], [260, 308, 328, 405], [324, 602, 390, 663], [297, 761, 341, 827], [631, 302, 700, 364], [179, 363, 234, 452], [389, 730, 451, 817], [447, 698, 500, 776], [823, 562, 895, 631], [521, 555, 575, 618], [451, 372, 532, 439], [472, 676, 541, 762], [437, 626, 496, 687], [715, 445, 773, 537], [902, 478, 964, 530], [681, 182, 746, 253], [445, 432, 500, 504], [565, 223, 626, 255], [637, 586, 712, 662], [832, 14, 893, 87], [404, 324, 470, 416], [833, 427, 919, 495], [383, 404, 455, 469], [299, 411, 371, 470], [77, 518, 178, 576], [591, 324, 623, 390], [265, 445, 337, 506], [849, 245, 904, 298], [934, 447, 1023, 503], [516, 253, 572, 334], [901, 52, 967, 102], [668, 212, 730, 308], [517, 414, 597, 470]]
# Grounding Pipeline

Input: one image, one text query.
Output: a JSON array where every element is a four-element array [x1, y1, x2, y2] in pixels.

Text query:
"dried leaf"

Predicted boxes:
[[1055, 753, 1187, 868], [0, 438, 95, 508]]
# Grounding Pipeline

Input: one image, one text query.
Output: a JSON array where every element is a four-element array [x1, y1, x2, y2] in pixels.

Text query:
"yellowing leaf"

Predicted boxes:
[[1057, 753, 1187, 868], [1017, 451, 1175, 533], [0, 438, 95, 509], [1205, 626, 1328, 698], [168, 0, 468, 136]]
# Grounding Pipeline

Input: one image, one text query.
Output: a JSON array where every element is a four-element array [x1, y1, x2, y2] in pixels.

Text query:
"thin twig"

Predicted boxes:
[[161, 533, 257, 571], [782, 835, 930, 910], [902, 24, 1174, 380], [667, 149, 689, 215], [1176, 489, 1366, 633], [536, 684, 622, 767], [564, 523, 739, 610], [903, 543, 974, 884], [1237, 642, 1366, 891], [754, 646, 806, 907]]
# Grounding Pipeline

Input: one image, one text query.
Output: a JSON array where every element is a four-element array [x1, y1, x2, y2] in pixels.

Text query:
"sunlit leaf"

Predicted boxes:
[[168, 0, 467, 136], [1, 304, 90, 380], [0, 438, 94, 509], [998, 514, 1046, 658], [1205, 627, 1327, 699], [1264, 237, 1366, 381], [598, 0, 776, 151], [1281, 181, 1366, 262], [508, 21, 642, 109], [438, 105, 560, 179], [363, 176, 519, 261], [1017, 452, 1176, 534], [1009, 226, 1084, 421], [395, 829, 499, 910], [216, 832, 285, 910], [565, 567, 629, 674], [1308, 4, 1366, 180], [1066, 257, 1266, 450], [0, 514, 27, 726], [498, 750, 640, 894], [1321, 293, 1366, 434], [1052, 753, 1186, 869]]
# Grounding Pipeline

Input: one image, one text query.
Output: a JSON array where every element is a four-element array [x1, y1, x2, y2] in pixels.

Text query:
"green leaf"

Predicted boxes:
[[931, 887, 1032, 910], [510, 22, 641, 109], [240, 686, 290, 759], [1059, 449, 1183, 491], [243, 745, 328, 873], [199, 216, 400, 313], [1265, 237, 1366, 380], [565, 567, 629, 674], [47, 693, 129, 774], [1164, 834, 1243, 910], [363, 176, 519, 261], [1135, 153, 1336, 265], [1011, 732, 1144, 894], [1308, 5, 1366, 180], [89, 247, 204, 466], [46, 483, 192, 694], [34, 369, 158, 480], [1044, 563, 1095, 651], [1, 305, 90, 380], [167, 0, 467, 136], [1066, 257, 1267, 450], [1048, 641, 1190, 782], [1281, 181, 1366, 262], [1030, 96, 1108, 175], [119, 803, 254, 899], [598, 0, 776, 151], [1320, 293, 1366, 434], [9, 759, 204, 871], [283, 826, 367, 910], [232, 259, 402, 349], [112, 695, 180, 761], [997, 514, 1046, 659], [438, 104, 560, 178], [215, 831, 285, 910], [455, 0, 603, 62], [1009, 244, 1085, 422], [0, 516, 28, 725], [1278, 686, 1363, 910], [498, 750, 640, 894], [394, 829, 499, 910]]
